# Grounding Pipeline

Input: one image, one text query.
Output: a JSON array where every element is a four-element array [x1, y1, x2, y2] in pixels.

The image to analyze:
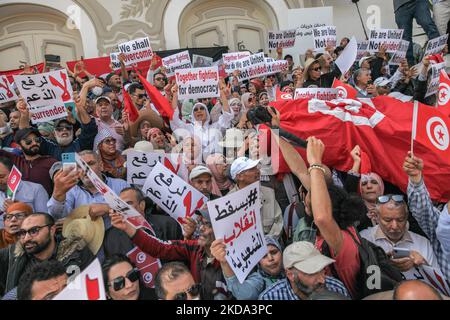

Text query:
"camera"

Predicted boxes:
[[247, 106, 276, 126]]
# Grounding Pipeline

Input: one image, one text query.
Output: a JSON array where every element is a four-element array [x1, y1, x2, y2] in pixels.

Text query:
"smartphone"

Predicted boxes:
[[62, 153, 77, 173], [392, 248, 411, 259]]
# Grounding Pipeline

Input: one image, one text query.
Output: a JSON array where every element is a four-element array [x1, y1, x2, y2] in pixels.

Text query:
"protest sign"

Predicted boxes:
[[13, 70, 71, 124], [7, 166, 21, 201], [207, 182, 267, 284], [0, 76, 18, 103], [264, 59, 289, 76], [390, 40, 410, 65], [143, 162, 207, 225], [356, 40, 369, 61], [118, 37, 153, 66], [222, 52, 251, 74], [313, 26, 337, 52], [424, 34, 449, 57], [368, 29, 404, 53], [109, 52, 121, 71], [294, 88, 338, 101], [267, 29, 297, 50], [53, 259, 106, 300], [176, 66, 219, 100], [404, 265, 450, 297], [193, 54, 213, 68], [335, 36, 358, 75], [426, 62, 446, 98], [162, 50, 192, 77], [127, 151, 164, 186], [127, 246, 162, 289], [234, 53, 268, 82]]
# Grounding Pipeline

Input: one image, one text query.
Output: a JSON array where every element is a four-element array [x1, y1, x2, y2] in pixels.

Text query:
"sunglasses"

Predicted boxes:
[[55, 125, 73, 132], [102, 138, 116, 145], [174, 283, 202, 300], [193, 106, 205, 112], [3, 212, 27, 221], [16, 224, 52, 239], [377, 194, 405, 204], [312, 67, 321, 72], [109, 268, 140, 292], [23, 137, 41, 146]]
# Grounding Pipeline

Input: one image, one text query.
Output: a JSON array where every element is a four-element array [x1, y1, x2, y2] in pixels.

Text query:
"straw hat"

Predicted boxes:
[[130, 108, 164, 138], [62, 205, 105, 255]]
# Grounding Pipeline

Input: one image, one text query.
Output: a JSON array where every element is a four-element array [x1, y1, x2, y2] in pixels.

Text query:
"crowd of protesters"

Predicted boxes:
[[0, 0, 449, 301]]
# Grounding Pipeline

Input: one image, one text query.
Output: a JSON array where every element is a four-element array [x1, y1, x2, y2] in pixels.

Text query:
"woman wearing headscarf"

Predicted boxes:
[[94, 128, 126, 179], [205, 154, 234, 196], [241, 92, 257, 111], [210, 98, 244, 128], [258, 92, 270, 107]]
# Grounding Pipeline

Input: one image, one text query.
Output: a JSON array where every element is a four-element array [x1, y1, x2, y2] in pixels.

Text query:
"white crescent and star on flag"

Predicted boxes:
[[427, 117, 450, 151]]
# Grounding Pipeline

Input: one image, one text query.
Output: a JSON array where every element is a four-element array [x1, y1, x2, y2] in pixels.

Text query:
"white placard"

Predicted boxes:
[[390, 40, 410, 65], [335, 36, 358, 75], [294, 88, 338, 100], [207, 182, 267, 284], [313, 26, 337, 53], [109, 52, 121, 71], [356, 40, 369, 61], [368, 29, 404, 53], [424, 34, 449, 57], [268, 29, 297, 50], [193, 54, 213, 68], [127, 151, 164, 186], [426, 62, 446, 98], [118, 37, 153, 66], [53, 259, 106, 300], [162, 50, 192, 77], [222, 52, 251, 74], [13, 70, 71, 124], [234, 53, 268, 82], [264, 59, 289, 76], [143, 162, 207, 225], [176, 66, 220, 100], [0, 76, 18, 103]]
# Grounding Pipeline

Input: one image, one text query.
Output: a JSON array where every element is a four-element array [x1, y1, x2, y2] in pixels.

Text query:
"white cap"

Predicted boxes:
[[230, 157, 261, 180], [374, 77, 391, 87], [359, 56, 373, 68], [283, 241, 335, 275], [94, 95, 111, 104], [189, 166, 212, 181]]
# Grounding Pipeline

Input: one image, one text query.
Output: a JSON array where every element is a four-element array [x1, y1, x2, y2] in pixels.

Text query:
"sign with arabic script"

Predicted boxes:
[[126, 151, 164, 185], [143, 162, 207, 225], [207, 182, 267, 284]]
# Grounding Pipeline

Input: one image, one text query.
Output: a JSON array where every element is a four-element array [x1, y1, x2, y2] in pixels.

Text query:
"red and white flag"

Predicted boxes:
[[7, 166, 22, 201], [276, 87, 293, 101], [332, 78, 358, 99], [438, 70, 450, 112]]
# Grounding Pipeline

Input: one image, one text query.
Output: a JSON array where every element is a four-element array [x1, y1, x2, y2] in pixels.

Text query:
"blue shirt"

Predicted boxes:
[[258, 277, 350, 300], [0, 180, 49, 213]]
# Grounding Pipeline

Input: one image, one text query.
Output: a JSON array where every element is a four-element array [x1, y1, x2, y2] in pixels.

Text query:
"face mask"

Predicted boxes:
[[92, 86, 103, 96]]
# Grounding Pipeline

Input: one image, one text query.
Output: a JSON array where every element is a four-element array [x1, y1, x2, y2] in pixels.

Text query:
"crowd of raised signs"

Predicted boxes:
[[0, 1, 450, 301]]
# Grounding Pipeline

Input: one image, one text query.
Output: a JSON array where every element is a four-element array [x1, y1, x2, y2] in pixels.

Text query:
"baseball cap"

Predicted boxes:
[[189, 166, 212, 181], [94, 96, 111, 104], [230, 157, 261, 180], [283, 241, 335, 275], [374, 77, 391, 87], [14, 127, 41, 143]]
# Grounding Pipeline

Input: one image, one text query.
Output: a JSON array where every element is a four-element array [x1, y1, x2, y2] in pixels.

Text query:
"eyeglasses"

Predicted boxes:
[[23, 137, 41, 146], [55, 125, 73, 132], [193, 107, 205, 112], [174, 283, 202, 300], [102, 138, 116, 145], [109, 268, 140, 291], [16, 224, 52, 239], [377, 194, 405, 204], [3, 212, 27, 221]]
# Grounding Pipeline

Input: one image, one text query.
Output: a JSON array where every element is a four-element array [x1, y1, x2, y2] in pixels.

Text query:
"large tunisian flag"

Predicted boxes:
[[272, 96, 450, 202]]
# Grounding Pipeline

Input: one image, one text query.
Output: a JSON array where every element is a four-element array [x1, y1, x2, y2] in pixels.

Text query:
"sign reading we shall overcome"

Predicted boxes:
[[268, 29, 297, 50], [118, 37, 153, 66], [13, 70, 71, 124], [207, 182, 267, 284], [368, 29, 404, 53], [176, 66, 219, 100]]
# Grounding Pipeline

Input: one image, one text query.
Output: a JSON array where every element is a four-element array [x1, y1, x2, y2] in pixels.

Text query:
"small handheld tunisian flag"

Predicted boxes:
[[438, 70, 450, 113], [332, 78, 358, 99], [276, 87, 293, 101], [122, 87, 139, 122], [7, 166, 22, 201]]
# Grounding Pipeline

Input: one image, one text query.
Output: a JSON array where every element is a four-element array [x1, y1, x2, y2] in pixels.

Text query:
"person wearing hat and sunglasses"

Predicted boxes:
[[360, 194, 443, 281], [303, 57, 341, 88]]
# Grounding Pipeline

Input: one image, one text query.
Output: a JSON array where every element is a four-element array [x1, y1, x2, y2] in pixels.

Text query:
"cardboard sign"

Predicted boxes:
[[356, 40, 369, 61], [176, 66, 220, 100], [294, 88, 338, 100], [222, 52, 251, 74], [127, 246, 162, 289], [264, 59, 289, 76], [7, 166, 22, 201], [143, 162, 207, 225], [118, 37, 153, 66], [127, 151, 164, 186], [390, 40, 410, 65], [0, 76, 18, 103], [424, 34, 449, 57], [53, 259, 106, 300], [368, 29, 404, 53], [13, 70, 71, 124], [193, 54, 213, 68], [267, 29, 297, 50], [426, 62, 446, 98], [313, 26, 337, 52], [162, 50, 192, 77], [109, 52, 122, 71], [335, 36, 358, 75], [207, 182, 267, 284], [234, 53, 268, 82]]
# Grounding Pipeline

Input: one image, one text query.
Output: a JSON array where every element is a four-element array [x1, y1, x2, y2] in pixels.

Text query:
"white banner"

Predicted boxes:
[[207, 182, 267, 284], [118, 37, 153, 66], [0, 76, 18, 103], [53, 259, 106, 300], [264, 59, 289, 76], [368, 29, 404, 53], [335, 36, 358, 75], [234, 53, 268, 82], [424, 34, 449, 57], [390, 40, 410, 65], [222, 52, 251, 74], [13, 70, 71, 124], [176, 66, 220, 100], [426, 62, 446, 98], [162, 50, 192, 77], [268, 29, 297, 50], [127, 151, 164, 186], [313, 26, 337, 53], [193, 54, 214, 68], [143, 162, 207, 225], [356, 40, 369, 61], [295, 88, 338, 100]]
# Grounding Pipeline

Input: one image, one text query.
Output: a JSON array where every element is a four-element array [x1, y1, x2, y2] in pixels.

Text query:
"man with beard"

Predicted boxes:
[[259, 241, 350, 300], [110, 209, 233, 300], [0, 128, 57, 196], [0, 213, 93, 296]]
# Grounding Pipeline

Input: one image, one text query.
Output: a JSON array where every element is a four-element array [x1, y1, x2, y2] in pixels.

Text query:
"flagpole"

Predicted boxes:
[[411, 100, 419, 157]]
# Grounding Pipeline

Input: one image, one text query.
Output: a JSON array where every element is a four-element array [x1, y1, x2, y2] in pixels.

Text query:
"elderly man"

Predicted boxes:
[[353, 68, 378, 98], [189, 166, 221, 200], [360, 194, 442, 280], [154, 262, 201, 300], [259, 242, 350, 300], [228, 157, 283, 238]]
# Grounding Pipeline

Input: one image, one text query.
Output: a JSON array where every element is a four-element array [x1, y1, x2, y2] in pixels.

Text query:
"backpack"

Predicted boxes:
[[322, 229, 404, 300]]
